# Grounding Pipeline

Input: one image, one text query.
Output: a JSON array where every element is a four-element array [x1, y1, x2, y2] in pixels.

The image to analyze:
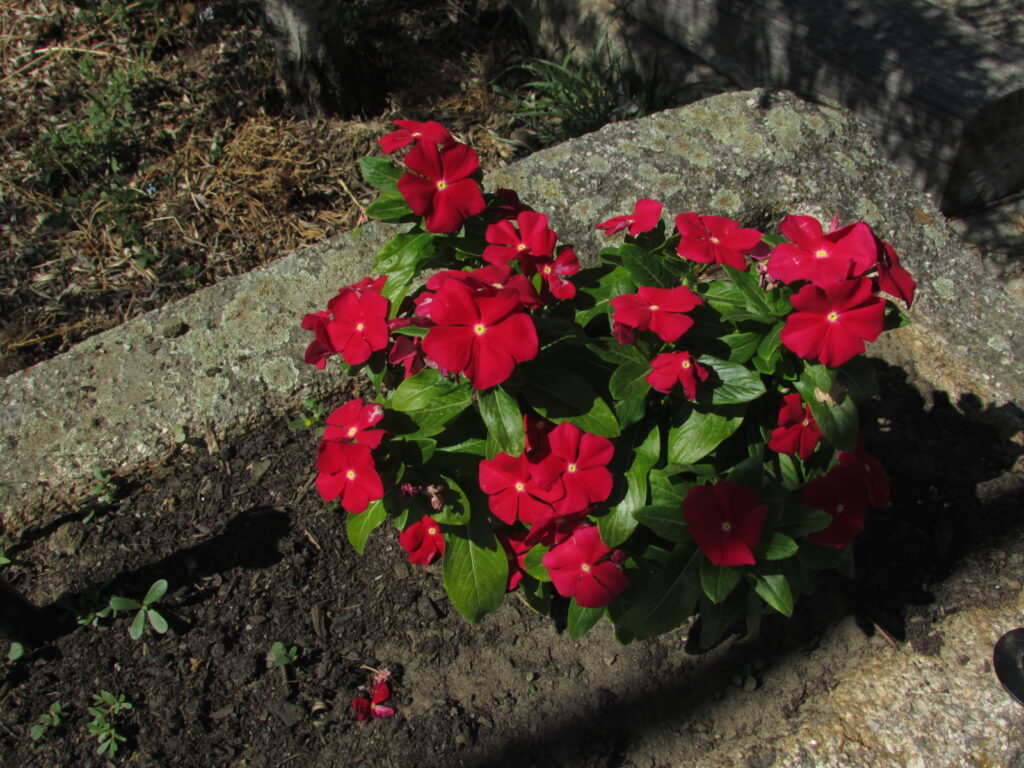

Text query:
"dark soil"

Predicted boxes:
[[1, 361, 1022, 768]]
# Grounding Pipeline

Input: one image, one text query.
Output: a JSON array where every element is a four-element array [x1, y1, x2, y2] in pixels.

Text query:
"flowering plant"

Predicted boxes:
[[299, 120, 914, 646]]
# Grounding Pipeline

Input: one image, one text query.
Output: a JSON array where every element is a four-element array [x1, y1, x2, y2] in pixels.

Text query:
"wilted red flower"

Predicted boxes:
[[397, 141, 485, 233], [839, 432, 891, 508], [352, 680, 395, 721], [683, 481, 767, 567], [675, 213, 764, 270], [780, 277, 885, 367], [316, 441, 384, 513], [803, 464, 870, 548], [378, 119, 453, 154], [596, 198, 663, 236], [483, 210, 557, 266], [610, 285, 703, 343], [420, 277, 538, 389], [875, 238, 916, 308], [322, 399, 386, 449], [767, 393, 822, 460], [767, 215, 878, 287], [479, 451, 560, 525], [646, 351, 709, 398], [399, 515, 445, 565], [542, 525, 628, 608], [531, 422, 615, 515]]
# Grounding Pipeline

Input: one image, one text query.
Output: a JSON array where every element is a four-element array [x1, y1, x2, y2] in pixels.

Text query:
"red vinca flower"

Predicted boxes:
[[497, 529, 532, 591], [875, 238, 916, 308], [675, 213, 764, 270], [542, 525, 628, 608], [610, 285, 703, 343], [302, 277, 389, 369], [316, 442, 384, 514], [420, 277, 538, 389], [596, 198, 663, 236], [803, 464, 870, 549], [531, 422, 615, 515], [537, 246, 580, 301], [766, 215, 878, 288], [378, 119, 453, 154], [780, 277, 885, 368], [683, 481, 768, 567], [352, 680, 395, 721], [479, 451, 560, 525], [397, 141, 485, 233], [399, 515, 445, 565], [646, 351, 709, 398], [483, 210, 557, 266], [767, 393, 822, 460], [322, 399, 386, 449], [838, 432, 891, 508]]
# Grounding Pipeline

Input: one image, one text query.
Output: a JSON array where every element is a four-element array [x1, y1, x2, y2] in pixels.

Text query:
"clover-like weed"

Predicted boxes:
[[109, 580, 169, 640], [87, 691, 132, 758], [30, 701, 62, 741], [267, 641, 300, 668]]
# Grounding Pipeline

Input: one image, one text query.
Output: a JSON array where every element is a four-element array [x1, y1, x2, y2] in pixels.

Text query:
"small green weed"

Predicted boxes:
[[30, 702, 63, 741], [109, 580, 169, 640], [58, 580, 114, 628], [7, 642, 25, 662], [288, 398, 327, 434], [81, 466, 119, 523], [87, 691, 132, 758], [267, 641, 300, 668]]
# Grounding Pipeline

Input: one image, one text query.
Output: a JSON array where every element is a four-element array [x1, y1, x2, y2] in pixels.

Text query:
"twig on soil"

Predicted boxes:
[[872, 621, 900, 649]]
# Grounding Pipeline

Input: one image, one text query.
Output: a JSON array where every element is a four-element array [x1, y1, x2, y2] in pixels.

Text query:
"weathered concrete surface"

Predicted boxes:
[[3, 88, 1023, 533]]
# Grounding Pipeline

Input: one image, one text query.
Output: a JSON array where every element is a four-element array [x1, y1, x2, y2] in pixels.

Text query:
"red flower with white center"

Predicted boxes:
[[397, 141, 485, 233], [316, 442, 384, 513], [596, 198, 664, 237], [542, 525, 628, 608], [768, 393, 822, 460], [646, 351, 709, 398], [479, 451, 560, 525], [302, 277, 389, 369], [378, 119, 453, 154], [780, 277, 885, 367], [610, 285, 703, 343], [803, 464, 870, 548], [352, 680, 395, 721], [683, 481, 768, 567], [675, 213, 764, 270], [838, 432, 891, 508], [420, 277, 538, 390], [537, 246, 580, 301], [531, 422, 614, 515], [424, 265, 540, 309], [322, 399, 386, 449], [767, 215, 878, 287], [399, 515, 445, 565], [483, 210, 557, 266]]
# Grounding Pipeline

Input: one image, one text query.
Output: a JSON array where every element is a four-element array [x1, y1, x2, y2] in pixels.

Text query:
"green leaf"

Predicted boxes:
[[754, 573, 794, 616], [697, 592, 746, 647], [633, 504, 687, 543], [373, 232, 436, 309], [754, 322, 784, 374], [575, 265, 634, 327], [620, 242, 676, 289], [109, 596, 141, 611], [129, 611, 145, 641], [726, 455, 764, 492], [346, 498, 387, 555], [390, 324, 429, 338], [522, 365, 620, 437], [521, 544, 551, 582], [648, 469, 691, 506], [143, 579, 167, 606], [763, 532, 799, 561], [567, 601, 605, 639], [518, 577, 552, 614], [667, 406, 743, 464], [614, 545, 701, 639], [775, 503, 832, 537], [838, 356, 879, 403], [723, 265, 791, 321], [795, 365, 858, 451], [698, 355, 766, 405], [430, 474, 471, 525], [438, 436, 488, 457], [699, 557, 742, 604], [365, 194, 414, 223], [359, 156, 402, 191], [442, 516, 508, 622], [719, 331, 761, 364], [7, 642, 24, 662], [477, 386, 525, 457], [147, 609, 169, 634], [608, 360, 651, 429], [390, 370, 473, 437], [600, 424, 659, 546]]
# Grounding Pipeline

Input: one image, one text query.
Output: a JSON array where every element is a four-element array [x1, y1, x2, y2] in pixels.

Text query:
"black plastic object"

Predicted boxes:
[[994, 628, 1024, 705]]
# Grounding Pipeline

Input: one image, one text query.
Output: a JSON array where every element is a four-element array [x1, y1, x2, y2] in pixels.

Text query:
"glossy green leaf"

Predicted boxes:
[[365, 195, 414, 223], [763, 532, 799, 561], [620, 242, 676, 289], [699, 557, 742, 604], [143, 579, 168, 605], [754, 573, 794, 616], [359, 156, 402, 191], [719, 331, 761, 364], [522, 365, 620, 437], [614, 545, 701, 639], [600, 424, 659, 546], [147, 610, 169, 634], [698, 355, 766, 405], [633, 504, 686, 543], [521, 544, 551, 582], [429, 475, 472, 525], [346, 498, 387, 555], [568, 601, 605, 639], [129, 611, 145, 641], [575, 265, 634, 327], [775, 503, 832, 537], [442, 516, 508, 622], [477, 386, 525, 457], [795, 365, 857, 451], [649, 469, 691, 506], [667, 407, 743, 464], [390, 370, 473, 437]]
